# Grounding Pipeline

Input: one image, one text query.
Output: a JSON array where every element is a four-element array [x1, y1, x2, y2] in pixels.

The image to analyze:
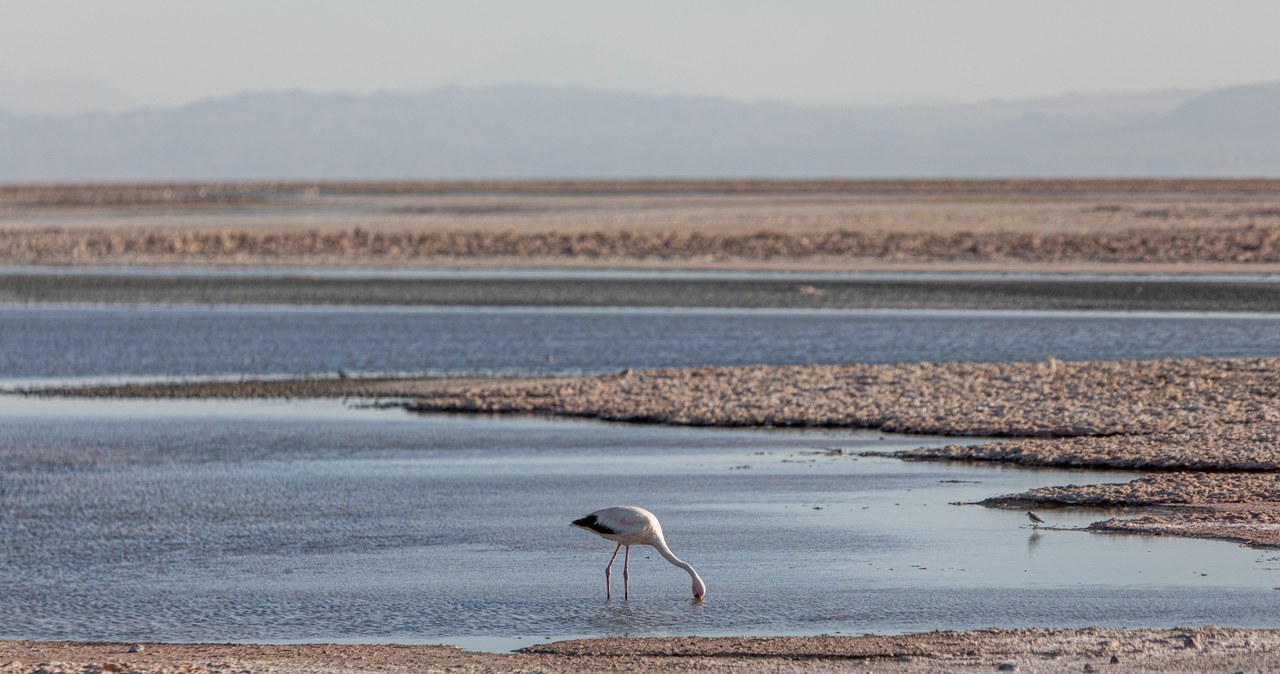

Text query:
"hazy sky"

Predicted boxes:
[[5, 0, 1280, 113]]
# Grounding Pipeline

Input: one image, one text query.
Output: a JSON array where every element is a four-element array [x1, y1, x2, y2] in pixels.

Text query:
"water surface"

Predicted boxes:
[[2, 398, 1276, 650], [4, 305, 1280, 385]]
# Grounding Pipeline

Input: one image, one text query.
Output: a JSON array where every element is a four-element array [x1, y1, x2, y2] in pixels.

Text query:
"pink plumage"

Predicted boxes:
[[572, 505, 707, 600]]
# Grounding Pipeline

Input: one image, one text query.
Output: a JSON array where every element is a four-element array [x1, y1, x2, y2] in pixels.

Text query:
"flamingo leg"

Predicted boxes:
[[604, 543, 622, 600], [623, 545, 631, 600]]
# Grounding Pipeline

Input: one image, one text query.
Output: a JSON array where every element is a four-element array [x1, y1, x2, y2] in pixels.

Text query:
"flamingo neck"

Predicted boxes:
[[653, 538, 706, 596]]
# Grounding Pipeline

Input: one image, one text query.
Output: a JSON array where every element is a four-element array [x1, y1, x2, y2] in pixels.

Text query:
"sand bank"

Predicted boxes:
[[4, 627, 1279, 673]]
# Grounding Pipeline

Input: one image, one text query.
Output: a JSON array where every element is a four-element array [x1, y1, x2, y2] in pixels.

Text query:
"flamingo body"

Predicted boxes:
[[572, 505, 706, 600]]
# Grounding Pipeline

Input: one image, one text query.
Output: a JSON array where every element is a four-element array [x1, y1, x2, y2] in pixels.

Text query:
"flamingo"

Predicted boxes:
[[572, 505, 706, 600]]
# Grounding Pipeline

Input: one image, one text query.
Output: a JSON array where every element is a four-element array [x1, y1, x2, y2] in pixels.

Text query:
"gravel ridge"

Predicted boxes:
[[40, 356, 1280, 547], [398, 357, 1280, 546]]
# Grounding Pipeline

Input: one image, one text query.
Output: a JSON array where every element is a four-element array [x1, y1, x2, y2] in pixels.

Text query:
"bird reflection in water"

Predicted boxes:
[[1027, 530, 1043, 554]]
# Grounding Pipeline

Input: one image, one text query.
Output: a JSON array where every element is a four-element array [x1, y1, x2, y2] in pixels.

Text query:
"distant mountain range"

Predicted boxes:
[[2, 82, 1279, 181]]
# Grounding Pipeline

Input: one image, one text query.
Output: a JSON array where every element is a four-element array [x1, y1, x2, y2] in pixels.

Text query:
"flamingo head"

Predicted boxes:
[[692, 576, 707, 600]]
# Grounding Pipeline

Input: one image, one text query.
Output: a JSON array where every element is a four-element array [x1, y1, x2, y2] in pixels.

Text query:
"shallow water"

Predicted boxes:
[[4, 305, 1280, 385], [2, 398, 1277, 650]]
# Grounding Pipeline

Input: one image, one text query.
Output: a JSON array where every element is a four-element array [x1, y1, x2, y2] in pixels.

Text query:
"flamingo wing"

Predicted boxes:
[[573, 506, 656, 542]]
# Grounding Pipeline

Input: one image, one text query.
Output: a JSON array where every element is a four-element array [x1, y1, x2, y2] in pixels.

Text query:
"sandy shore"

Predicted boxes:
[[6, 627, 1280, 673]]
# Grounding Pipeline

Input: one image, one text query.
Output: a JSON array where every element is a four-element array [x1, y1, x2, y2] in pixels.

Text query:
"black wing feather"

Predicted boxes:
[[572, 514, 617, 535]]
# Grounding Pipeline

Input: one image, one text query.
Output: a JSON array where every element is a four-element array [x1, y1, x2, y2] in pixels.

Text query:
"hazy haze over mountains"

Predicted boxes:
[[1, 82, 1278, 181], [0, 71, 139, 117]]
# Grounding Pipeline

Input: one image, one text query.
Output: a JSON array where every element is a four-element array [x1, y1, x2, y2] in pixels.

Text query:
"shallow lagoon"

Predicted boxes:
[[2, 397, 1276, 651]]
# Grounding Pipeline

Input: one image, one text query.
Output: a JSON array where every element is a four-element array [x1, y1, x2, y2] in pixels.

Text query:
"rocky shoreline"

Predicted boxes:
[[398, 357, 1280, 547], [30, 356, 1280, 548]]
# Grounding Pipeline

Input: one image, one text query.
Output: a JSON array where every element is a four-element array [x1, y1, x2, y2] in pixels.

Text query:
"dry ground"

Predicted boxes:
[[4, 180, 1280, 270], [5, 627, 1280, 674]]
